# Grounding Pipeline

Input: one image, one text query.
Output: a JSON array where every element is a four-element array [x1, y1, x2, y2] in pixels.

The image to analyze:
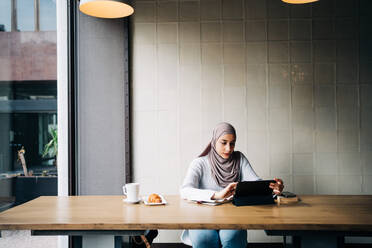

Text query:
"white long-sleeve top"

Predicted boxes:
[[180, 152, 261, 202], [179, 152, 261, 245]]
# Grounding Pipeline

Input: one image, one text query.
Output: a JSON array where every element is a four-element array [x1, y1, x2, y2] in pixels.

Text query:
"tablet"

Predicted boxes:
[[235, 180, 276, 197]]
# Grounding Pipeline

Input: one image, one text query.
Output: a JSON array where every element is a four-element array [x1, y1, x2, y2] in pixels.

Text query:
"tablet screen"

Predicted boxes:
[[235, 180, 276, 197]]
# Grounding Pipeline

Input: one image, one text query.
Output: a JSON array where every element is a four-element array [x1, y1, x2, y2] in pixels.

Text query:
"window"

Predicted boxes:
[[0, 0, 57, 211]]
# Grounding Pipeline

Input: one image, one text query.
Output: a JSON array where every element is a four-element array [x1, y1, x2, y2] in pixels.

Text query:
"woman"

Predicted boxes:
[[180, 122, 284, 248]]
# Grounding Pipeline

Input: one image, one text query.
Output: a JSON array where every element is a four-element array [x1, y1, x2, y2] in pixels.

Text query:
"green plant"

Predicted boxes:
[[42, 128, 58, 161]]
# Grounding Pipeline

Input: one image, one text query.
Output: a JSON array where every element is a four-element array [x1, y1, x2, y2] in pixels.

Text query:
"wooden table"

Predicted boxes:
[[0, 195, 371, 248]]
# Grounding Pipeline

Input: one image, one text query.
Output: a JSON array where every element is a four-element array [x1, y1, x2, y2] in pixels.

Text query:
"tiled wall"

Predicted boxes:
[[131, 0, 372, 243]]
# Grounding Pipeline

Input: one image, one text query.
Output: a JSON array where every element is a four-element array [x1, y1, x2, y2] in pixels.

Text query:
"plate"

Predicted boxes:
[[142, 194, 167, 206], [123, 198, 141, 204]]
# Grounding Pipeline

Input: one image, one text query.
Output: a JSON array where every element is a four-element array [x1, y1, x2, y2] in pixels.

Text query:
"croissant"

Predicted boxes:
[[148, 193, 162, 203]]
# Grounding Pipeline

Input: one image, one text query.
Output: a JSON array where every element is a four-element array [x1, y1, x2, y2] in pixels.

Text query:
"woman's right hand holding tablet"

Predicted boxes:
[[211, 182, 238, 200]]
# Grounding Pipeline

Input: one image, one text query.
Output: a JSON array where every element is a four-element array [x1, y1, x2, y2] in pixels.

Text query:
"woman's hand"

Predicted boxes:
[[211, 182, 238, 200], [269, 178, 284, 195]]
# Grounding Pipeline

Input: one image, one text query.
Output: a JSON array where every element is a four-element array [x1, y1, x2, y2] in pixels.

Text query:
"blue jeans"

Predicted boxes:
[[189, 229, 247, 248]]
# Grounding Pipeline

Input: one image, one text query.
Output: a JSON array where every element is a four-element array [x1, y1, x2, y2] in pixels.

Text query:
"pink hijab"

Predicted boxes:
[[199, 122, 241, 188]]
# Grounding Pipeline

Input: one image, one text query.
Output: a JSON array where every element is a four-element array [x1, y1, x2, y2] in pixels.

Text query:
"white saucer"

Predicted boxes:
[[123, 198, 141, 204]]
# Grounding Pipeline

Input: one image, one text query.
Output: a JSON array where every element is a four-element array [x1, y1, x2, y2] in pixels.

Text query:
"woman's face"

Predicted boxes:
[[215, 134, 236, 159]]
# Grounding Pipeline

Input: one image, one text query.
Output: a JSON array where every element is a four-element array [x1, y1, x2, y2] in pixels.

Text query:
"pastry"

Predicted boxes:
[[148, 193, 162, 203]]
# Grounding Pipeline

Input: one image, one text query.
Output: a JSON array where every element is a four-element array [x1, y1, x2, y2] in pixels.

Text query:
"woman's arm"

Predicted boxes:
[[180, 159, 216, 202], [240, 153, 261, 181]]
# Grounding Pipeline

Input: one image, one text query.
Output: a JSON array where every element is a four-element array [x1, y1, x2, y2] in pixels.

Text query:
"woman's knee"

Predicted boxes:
[[219, 230, 247, 248], [189, 230, 220, 248]]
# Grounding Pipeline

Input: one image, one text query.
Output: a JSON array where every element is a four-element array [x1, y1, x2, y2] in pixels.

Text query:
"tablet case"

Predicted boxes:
[[232, 180, 276, 206]]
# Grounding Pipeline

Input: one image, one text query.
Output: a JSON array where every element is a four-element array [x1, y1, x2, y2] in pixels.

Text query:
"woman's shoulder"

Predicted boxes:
[[235, 151, 250, 165]]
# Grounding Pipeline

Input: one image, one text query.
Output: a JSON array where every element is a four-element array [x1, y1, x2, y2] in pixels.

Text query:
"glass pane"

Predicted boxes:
[[0, 0, 11, 32], [0, 3, 57, 212], [17, 0, 35, 31], [40, 0, 56, 31]]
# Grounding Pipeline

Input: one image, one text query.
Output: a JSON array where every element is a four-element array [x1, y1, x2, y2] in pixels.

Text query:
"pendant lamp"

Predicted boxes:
[[281, 0, 318, 4], [79, 0, 134, 18]]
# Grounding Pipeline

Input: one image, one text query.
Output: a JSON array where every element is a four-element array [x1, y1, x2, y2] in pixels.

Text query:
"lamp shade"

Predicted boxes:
[[79, 0, 134, 18], [281, 0, 318, 3]]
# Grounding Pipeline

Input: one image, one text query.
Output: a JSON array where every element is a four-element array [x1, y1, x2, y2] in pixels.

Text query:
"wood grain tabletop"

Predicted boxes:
[[0, 195, 371, 231]]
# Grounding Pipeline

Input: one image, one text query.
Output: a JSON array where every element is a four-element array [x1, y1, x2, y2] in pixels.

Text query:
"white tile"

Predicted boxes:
[[201, 22, 221, 42], [313, 41, 336, 63], [224, 87, 246, 111], [361, 129, 372, 151], [180, 0, 200, 21], [247, 64, 266, 85], [361, 152, 372, 175], [222, 0, 243, 20], [315, 107, 336, 130], [179, 87, 201, 112], [290, 19, 311, 40], [270, 131, 290, 154], [247, 152, 269, 177], [202, 88, 222, 112], [224, 64, 245, 87], [316, 175, 338, 194], [269, 108, 289, 130], [133, 89, 157, 111], [339, 153, 361, 176], [335, 18, 357, 40], [223, 43, 245, 64], [267, 0, 289, 19], [201, 65, 223, 88], [157, 1, 178, 22], [313, 19, 334, 40], [338, 175, 362, 194], [246, 42, 267, 64], [179, 22, 200, 43], [361, 107, 372, 130], [133, 23, 156, 44], [315, 86, 335, 107], [314, 63, 335, 85], [158, 89, 177, 110], [336, 63, 358, 84], [268, 20, 288, 41], [245, 20, 266, 41], [293, 153, 313, 175], [222, 21, 244, 42], [290, 3, 311, 18], [361, 86, 372, 107], [269, 64, 290, 86], [180, 44, 201, 65], [270, 153, 291, 175], [248, 106, 267, 130], [268, 41, 289, 63], [158, 63, 177, 90], [245, 0, 267, 19], [293, 129, 313, 153], [294, 175, 314, 194], [337, 107, 359, 130], [179, 65, 201, 90], [290, 63, 313, 85], [336, 85, 358, 107], [337, 40, 357, 63], [248, 131, 267, 155], [247, 84, 267, 108], [157, 23, 178, 43], [202, 43, 222, 64], [292, 107, 313, 130], [363, 176, 372, 194], [315, 131, 337, 152], [315, 153, 338, 175], [360, 62, 372, 84], [269, 85, 290, 108], [312, 0, 334, 18], [292, 85, 313, 107], [200, 0, 221, 20], [158, 44, 178, 68], [132, 2, 155, 23], [290, 41, 311, 63]]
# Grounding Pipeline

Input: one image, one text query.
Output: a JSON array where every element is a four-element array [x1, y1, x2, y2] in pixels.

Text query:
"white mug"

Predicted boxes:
[[122, 183, 140, 202]]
